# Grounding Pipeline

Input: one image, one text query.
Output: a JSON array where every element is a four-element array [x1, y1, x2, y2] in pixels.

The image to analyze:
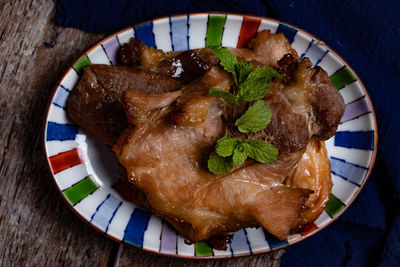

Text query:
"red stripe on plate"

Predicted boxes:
[[237, 16, 261, 48], [49, 148, 84, 174]]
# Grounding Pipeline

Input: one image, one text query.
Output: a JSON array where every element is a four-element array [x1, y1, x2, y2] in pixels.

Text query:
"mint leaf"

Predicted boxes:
[[232, 143, 247, 165], [238, 67, 281, 102], [243, 139, 278, 163], [216, 136, 240, 157], [235, 61, 253, 84], [235, 100, 271, 133], [209, 46, 238, 78], [208, 88, 239, 104], [208, 151, 233, 174]]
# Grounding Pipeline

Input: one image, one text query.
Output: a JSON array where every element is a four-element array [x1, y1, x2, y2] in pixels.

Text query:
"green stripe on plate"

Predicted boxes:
[[63, 176, 99, 205], [329, 66, 357, 90], [195, 241, 213, 256], [325, 194, 346, 218], [206, 14, 227, 47], [73, 54, 91, 75]]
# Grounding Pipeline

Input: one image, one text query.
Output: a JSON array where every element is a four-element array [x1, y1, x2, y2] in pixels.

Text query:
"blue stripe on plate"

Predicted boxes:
[[276, 23, 297, 43], [330, 157, 367, 186], [334, 131, 374, 150], [170, 16, 189, 52], [90, 194, 122, 232], [46, 122, 78, 141], [230, 229, 252, 254], [315, 50, 329, 66], [52, 85, 70, 109], [134, 22, 156, 48], [243, 229, 252, 254], [123, 208, 152, 247], [263, 229, 288, 249], [302, 40, 329, 66], [299, 39, 314, 60]]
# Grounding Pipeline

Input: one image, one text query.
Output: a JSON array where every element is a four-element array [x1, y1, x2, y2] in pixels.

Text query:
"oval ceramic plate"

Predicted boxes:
[[44, 13, 377, 258]]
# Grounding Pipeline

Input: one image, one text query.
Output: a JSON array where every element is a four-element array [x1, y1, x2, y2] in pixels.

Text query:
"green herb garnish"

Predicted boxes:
[[238, 67, 280, 102], [208, 136, 279, 174], [208, 88, 239, 105], [208, 151, 234, 175], [235, 100, 272, 133], [208, 46, 238, 80], [242, 139, 278, 164], [207, 46, 280, 174]]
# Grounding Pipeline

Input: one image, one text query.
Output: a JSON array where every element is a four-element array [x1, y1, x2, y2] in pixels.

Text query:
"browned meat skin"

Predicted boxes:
[[118, 38, 216, 84], [156, 50, 211, 84], [68, 40, 216, 148], [194, 48, 219, 66], [309, 66, 346, 140], [231, 92, 310, 153], [226, 32, 344, 152], [115, 130, 331, 248], [123, 90, 182, 125], [286, 139, 332, 227], [119, 38, 175, 69], [230, 54, 345, 152], [113, 66, 312, 244], [112, 32, 342, 245], [272, 55, 345, 140], [119, 38, 145, 66], [67, 64, 182, 147], [68, 31, 341, 248], [229, 30, 299, 68], [172, 65, 233, 127]]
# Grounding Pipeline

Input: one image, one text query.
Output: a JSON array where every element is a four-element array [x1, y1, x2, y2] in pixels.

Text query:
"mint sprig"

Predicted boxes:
[[208, 88, 238, 105], [238, 67, 281, 102], [215, 135, 240, 157], [207, 136, 278, 174], [235, 100, 272, 133], [207, 46, 280, 174], [242, 139, 278, 164], [232, 143, 246, 165], [208, 46, 238, 81], [208, 151, 234, 174], [235, 61, 253, 84]]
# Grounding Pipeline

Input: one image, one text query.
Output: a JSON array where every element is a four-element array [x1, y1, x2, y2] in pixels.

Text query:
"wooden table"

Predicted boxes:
[[0, 1, 284, 265]]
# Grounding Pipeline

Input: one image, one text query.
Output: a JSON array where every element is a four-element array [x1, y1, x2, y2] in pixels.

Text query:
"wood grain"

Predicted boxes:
[[0, 1, 113, 266], [0, 0, 284, 265]]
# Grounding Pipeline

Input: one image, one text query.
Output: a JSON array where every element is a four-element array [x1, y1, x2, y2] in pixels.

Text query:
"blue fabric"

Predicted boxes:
[[54, 0, 400, 265]]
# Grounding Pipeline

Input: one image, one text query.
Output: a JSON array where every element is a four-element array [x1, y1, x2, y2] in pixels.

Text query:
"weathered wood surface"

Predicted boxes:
[[0, 0, 284, 266]]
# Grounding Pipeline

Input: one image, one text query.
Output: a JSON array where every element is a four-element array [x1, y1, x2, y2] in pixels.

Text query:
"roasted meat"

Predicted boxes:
[[67, 31, 345, 249], [119, 38, 216, 84], [286, 139, 332, 225], [113, 57, 343, 245], [67, 65, 183, 147], [113, 66, 313, 243], [230, 54, 345, 153], [229, 30, 298, 68]]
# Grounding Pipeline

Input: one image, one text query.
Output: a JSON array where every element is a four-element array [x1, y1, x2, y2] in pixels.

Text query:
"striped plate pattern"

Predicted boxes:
[[44, 13, 377, 258]]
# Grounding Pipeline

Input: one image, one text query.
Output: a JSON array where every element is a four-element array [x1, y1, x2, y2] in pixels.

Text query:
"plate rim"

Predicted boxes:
[[42, 11, 378, 259]]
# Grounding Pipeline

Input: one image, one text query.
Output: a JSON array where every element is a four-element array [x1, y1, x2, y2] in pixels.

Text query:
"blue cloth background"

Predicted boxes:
[[54, 0, 400, 265]]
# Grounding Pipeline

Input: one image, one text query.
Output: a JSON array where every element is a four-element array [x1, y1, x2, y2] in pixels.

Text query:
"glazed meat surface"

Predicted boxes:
[[229, 30, 298, 68], [113, 51, 343, 243], [67, 31, 345, 248], [113, 66, 313, 242], [119, 37, 216, 84], [286, 139, 332, 225], [67, 65, 183, 147], [231, 54, 345, 152]]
